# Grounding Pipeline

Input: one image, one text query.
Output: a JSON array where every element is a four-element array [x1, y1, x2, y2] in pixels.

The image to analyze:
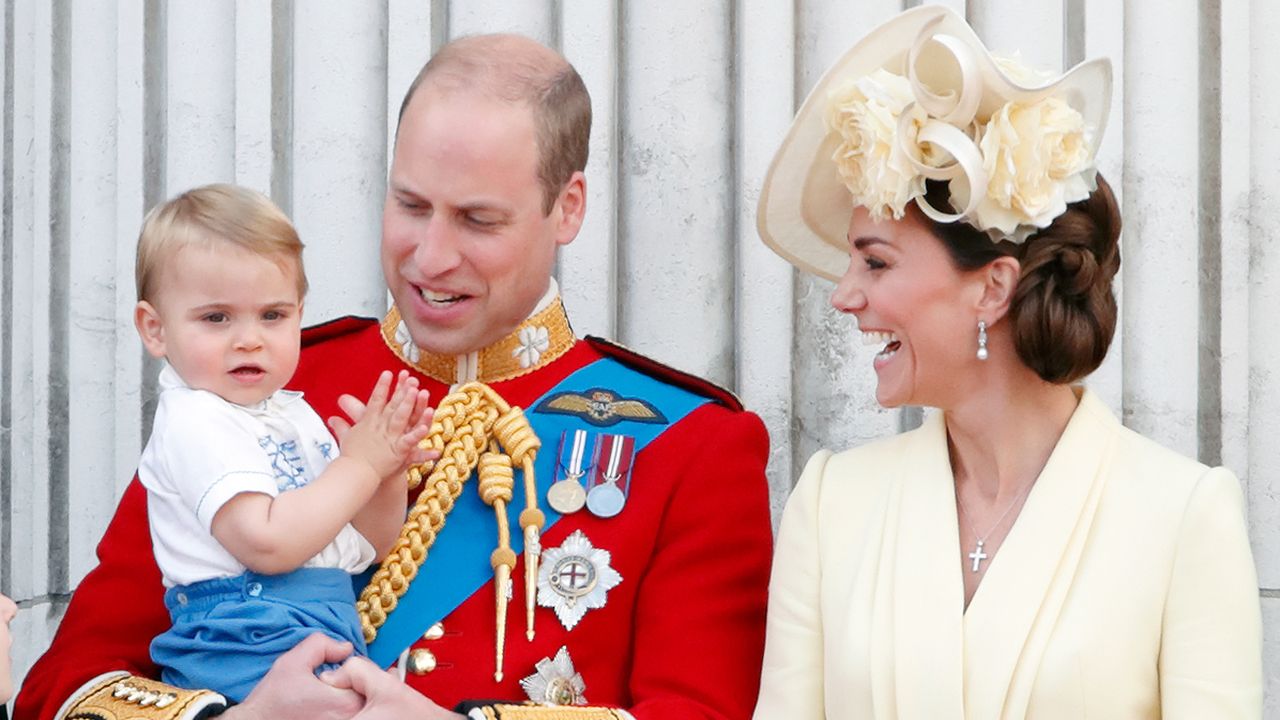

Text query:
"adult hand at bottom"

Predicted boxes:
[[321, 655, 464, 720], [222, 633, 364, 720]]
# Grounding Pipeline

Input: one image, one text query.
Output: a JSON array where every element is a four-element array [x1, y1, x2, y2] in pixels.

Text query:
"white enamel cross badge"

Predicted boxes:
[[537, 530, 622, 631]]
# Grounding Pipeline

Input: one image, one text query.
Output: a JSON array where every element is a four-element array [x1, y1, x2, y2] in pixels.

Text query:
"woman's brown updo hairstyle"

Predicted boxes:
[[920, 174, 1122, 384]]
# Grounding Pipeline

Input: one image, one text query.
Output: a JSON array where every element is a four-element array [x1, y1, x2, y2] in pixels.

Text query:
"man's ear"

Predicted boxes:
[[134, 301, 167, 359], [975, 256, 1021, 323], [553, 171, 587, 247]]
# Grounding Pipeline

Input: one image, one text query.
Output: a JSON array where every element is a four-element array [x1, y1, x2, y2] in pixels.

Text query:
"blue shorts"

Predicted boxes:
[[150, 567, 367, 703]]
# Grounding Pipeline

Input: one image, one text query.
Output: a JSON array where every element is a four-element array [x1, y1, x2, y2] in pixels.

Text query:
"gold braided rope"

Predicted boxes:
[[356, 382, 545, 679], [479, 443, 516, 680]]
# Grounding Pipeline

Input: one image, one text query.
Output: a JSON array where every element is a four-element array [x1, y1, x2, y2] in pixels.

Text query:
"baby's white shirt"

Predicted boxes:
[[139, 363, 376, 587]]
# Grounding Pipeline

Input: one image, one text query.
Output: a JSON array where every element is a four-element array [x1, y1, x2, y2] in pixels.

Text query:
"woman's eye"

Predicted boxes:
[[864, 256, 887, 270]]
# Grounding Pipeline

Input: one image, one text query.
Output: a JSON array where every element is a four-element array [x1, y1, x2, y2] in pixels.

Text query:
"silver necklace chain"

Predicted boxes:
[[955, 477, 1036, 573]]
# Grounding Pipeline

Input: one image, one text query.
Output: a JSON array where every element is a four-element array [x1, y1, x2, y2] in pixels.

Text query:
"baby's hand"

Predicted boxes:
[[327, 371, 434, 480]]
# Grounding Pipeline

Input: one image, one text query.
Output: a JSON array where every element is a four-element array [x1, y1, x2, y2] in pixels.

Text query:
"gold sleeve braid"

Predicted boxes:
[[57, 674, 226, 720], [356, 381, 546, 679], [472, 705, 630, 720]]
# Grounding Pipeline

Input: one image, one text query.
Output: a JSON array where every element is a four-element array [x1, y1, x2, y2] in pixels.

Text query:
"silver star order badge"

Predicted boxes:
[[520, 646, 587, 706], [537, 530, 622, 631]]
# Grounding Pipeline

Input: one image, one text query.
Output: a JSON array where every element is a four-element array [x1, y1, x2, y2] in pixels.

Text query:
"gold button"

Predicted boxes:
[[406, 648, 437, 675], [422, 622, 445, 641]]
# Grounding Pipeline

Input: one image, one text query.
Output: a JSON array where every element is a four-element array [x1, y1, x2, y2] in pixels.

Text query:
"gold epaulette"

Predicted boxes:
[[57, 673, 226, 720], [469, 705, 631, 720]]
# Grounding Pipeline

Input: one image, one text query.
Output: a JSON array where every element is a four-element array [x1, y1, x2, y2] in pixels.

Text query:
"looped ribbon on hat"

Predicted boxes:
[[894, 16, 990, 225]]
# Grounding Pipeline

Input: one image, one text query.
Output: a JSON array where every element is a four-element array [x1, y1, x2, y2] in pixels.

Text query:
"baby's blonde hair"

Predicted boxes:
[[136, 184, 307, 303]]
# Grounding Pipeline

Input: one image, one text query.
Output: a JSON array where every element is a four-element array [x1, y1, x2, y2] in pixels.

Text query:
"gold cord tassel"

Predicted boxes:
[[479, 443, 516, 681], [356, 382, 542, 675]]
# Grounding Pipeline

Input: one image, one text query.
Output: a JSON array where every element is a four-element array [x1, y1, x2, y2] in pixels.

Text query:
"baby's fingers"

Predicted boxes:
[[363, 370, 394, 415], [384, 373, 420, 432], [394, 423, 432, 457], [408, 445, 441, 466], [326, 415, 353, 441], [335, 393, 367, 424], [410, 390, 434, 429]]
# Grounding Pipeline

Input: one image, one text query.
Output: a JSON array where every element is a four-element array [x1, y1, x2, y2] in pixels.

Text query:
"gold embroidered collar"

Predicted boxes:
[[380, 296, 576, 384]]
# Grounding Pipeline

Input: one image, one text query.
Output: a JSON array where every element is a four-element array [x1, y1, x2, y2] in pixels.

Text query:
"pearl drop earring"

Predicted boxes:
[[976, 320, 989, 361]]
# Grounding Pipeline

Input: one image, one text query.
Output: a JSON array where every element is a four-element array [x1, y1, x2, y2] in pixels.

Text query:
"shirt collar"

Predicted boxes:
[[380, 278, 576, 385]]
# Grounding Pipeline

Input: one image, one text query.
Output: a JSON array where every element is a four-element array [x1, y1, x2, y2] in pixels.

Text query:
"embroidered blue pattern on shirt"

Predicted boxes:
[[260, 435, 306, 491]]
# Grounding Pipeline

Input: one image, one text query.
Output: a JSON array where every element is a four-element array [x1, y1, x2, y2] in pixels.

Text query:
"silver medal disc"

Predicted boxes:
[[586, 482, 626, 518], [547, 478, 587, 514]]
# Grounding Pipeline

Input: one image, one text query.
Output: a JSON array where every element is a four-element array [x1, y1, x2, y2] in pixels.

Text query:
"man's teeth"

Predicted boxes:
[[861, 330, 898, 347], [421, 289, 463, 304]]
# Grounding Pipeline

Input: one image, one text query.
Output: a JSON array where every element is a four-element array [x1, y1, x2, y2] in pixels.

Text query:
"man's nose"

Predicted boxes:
[[414, 215, 464, 276]]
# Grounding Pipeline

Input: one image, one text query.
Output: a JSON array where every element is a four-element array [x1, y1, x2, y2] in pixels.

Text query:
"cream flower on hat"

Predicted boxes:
[[826, 69, 934, 221], [975, 96, 1094, 240]]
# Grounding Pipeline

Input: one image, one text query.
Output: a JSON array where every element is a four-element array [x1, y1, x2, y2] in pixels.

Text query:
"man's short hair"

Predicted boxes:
[[136, 183, 307, 303], [397, 35, 592, 215]]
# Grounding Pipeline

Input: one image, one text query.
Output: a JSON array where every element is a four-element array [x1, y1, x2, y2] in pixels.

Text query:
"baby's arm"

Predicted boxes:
[[350, 469, 416, 557], [211, 371, 430, 574], [328, 377, 435, 556]]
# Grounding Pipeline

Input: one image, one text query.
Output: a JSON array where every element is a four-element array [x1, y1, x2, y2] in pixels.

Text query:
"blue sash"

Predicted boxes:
[[367, 357, 711, 666]]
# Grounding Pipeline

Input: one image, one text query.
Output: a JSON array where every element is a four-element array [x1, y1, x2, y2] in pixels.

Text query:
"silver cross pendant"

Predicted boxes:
[[968, 539, 988, 573]]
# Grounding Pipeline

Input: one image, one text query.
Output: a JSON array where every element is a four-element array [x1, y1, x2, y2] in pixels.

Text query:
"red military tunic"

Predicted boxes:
[[16, 303, 773, 720]]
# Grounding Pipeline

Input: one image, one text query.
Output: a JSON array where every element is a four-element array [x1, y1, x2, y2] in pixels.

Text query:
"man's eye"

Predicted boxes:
[[398, 197, 428, 213]]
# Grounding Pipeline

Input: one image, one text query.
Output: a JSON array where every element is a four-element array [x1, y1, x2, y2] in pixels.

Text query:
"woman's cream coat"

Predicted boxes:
[[754, 390, 1262, 719]]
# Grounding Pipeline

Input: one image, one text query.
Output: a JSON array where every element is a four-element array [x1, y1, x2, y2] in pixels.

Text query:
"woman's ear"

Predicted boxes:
[[976, 256, 1021, 322], [134, 301, 168, 359]]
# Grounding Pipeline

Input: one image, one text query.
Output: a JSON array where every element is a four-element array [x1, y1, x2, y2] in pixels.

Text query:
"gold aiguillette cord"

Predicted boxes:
[[356, 382, 545, 682]]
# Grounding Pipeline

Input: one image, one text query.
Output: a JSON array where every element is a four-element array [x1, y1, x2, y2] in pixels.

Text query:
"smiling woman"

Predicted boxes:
[[753, 6, 1262, 719]]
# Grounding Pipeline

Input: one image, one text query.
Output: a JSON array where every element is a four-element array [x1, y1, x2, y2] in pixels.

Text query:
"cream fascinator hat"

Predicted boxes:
[[758, 5, 1113, 281]]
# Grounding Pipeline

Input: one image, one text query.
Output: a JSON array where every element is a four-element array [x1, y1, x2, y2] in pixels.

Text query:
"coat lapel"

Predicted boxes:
[[879, 412, 966, 719], [960, 389, 1117, 719]]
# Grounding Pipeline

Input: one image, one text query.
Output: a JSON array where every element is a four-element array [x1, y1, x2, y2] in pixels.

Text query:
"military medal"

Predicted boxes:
[[520, 646, 587, 706], [537, 530, 622, 630], [585, 434, 634, 518], [547, 429, 591, 514]]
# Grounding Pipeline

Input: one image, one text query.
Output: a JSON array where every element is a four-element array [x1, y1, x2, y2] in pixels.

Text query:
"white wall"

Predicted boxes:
[[3, 0, 1278, 712]]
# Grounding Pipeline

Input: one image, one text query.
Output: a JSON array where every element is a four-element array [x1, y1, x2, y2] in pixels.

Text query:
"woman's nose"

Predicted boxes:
[[830, 263, 867, 314]]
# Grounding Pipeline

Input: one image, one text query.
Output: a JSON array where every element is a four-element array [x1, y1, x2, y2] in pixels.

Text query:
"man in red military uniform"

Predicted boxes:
[[16, 33, 772, 720]]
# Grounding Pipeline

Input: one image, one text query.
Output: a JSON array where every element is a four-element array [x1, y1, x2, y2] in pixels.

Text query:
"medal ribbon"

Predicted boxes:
[[564, 430, 588, 479]]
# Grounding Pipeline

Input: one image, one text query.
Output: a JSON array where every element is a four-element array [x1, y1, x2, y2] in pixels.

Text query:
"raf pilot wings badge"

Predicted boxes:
[[534, 388, 668, 427]]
